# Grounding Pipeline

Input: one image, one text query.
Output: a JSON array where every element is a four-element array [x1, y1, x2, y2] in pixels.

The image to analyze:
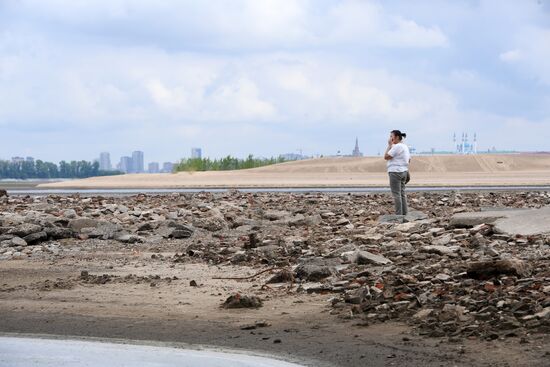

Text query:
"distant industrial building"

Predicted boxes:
[[352, 137, 363, 157], [11, 156, 25, 163], [162, 162, 174, 173], [191, 148, 202, 159], [132, 151, 144, 173], [117, 156, 132, 173], [99, 152, 112, 171], [148, 162, 160, 173], [26, 156, 34, 163]]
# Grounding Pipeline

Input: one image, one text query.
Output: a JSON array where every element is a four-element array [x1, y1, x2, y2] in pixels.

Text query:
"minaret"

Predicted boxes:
[[453, 133, 457, 153], [352, 137, 362, 157], [473, 133, 477, 154]]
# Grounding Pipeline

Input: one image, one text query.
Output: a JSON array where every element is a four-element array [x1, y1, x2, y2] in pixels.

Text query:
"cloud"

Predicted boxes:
[[0, 0, 548, 162], [500, 49, 523, 62], [1, 0, 448, 51], [501, 27, 550, 85]]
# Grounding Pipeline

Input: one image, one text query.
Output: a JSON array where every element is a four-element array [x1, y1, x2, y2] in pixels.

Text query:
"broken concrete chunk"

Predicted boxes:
[[341, 250, 392, 265]]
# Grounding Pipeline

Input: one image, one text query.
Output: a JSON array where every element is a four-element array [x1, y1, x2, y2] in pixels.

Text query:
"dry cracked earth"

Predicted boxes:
[[1, 190, 549, 367]]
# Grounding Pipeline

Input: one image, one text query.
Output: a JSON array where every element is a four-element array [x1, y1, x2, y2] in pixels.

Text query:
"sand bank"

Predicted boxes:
[[38, 154, 550, 189]]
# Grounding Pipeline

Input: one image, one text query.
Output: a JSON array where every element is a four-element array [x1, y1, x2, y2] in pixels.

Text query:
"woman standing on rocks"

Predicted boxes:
[[384, 130, 410, 215]]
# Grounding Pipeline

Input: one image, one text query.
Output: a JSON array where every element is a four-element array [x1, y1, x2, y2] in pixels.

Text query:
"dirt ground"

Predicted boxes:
[[1, 255, 548, 367]]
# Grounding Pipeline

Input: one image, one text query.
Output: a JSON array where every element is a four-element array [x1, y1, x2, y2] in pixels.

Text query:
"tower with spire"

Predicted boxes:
[[454, 132, 477, 154], [352, 137, 363, 157]]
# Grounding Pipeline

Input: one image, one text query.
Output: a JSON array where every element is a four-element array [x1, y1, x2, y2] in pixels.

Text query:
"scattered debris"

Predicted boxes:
[[1, 190, 549, 341]]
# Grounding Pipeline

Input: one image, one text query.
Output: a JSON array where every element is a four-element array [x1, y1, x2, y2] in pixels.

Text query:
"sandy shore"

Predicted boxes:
[[38, 154, 550, 189]]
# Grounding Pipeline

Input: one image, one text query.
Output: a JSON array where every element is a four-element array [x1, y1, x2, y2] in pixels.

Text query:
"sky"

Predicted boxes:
[[0, 0, 549, 164]]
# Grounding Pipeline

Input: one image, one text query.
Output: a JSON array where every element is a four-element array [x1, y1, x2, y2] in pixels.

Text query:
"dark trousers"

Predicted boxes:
[[389, 171, 408, 215]]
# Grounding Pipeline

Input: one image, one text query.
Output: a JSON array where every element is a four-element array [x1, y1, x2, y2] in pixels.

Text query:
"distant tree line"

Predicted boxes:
[[174, 155, 287, 172], [0, 159, 122, 179]]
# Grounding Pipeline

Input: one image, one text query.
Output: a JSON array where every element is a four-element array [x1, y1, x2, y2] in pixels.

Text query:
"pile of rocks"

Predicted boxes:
[[1, 190, 549, 341]]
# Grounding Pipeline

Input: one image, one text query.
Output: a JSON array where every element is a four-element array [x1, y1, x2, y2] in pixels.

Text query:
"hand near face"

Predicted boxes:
[[388, 136, 393, 145]]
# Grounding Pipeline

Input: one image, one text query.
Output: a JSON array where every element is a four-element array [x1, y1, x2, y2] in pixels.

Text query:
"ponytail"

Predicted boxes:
[[391, 130, 407, 141]]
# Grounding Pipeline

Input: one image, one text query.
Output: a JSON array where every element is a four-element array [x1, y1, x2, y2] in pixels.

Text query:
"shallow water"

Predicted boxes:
[[0, 336, 304, 367], [6, 185, 550, 196]]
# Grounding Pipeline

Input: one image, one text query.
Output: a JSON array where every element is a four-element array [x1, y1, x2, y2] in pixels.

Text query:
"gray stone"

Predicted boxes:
[[222, 294, 262, 309], [467, 258, 531, 279], [193, 216, 226, 231], [420, 245, 459, 257], [378, 214, 405, 223], [10, 236, 27, 247], [23, 231, 47, 245], [534, 307, 550, 320], [450, 206, 550, 236], [115, 234, 143, 244], [170, 229, 194, 239], [82, 223, 122, 239], [62, 209, 78, 219], [432, 233, 453, 246], [404, 210, 428, 222], [44, 227, 74, 239], [336, 218, 351, 226], [69, 218, 100, 231], [395, 222, 420, 233], [294, 258, 336, 281], [169, 224, 194, 238], [353, 234, 383, 244], [413, 308, 434, 320], [7, 223, 42, 237], [342, 250, 392, 265], [263, 210, 291, 221], [327, 244, 357, 258]]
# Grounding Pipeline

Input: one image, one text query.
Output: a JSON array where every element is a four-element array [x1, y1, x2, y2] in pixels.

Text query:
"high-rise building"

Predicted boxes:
[[131, 151, 144, 173], [352, 137, 363, 157], [162, 162, 174, 173], [99, 152, 112, 171], [148, 162, 160, 173], [26, 156, 35, 163], [191, 148, 202, 159], [11, 156, 25, 163], [117, 156, 132, 173]]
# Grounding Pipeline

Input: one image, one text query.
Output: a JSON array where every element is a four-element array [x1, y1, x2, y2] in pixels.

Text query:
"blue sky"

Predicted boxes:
[[0, 0, 549, 164]]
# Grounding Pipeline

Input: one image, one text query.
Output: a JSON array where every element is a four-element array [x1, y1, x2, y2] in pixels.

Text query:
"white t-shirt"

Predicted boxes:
[[387, 143, 410, 173]]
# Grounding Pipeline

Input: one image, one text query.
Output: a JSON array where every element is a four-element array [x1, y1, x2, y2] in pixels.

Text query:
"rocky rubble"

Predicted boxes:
[[1, 190, 549, 342]]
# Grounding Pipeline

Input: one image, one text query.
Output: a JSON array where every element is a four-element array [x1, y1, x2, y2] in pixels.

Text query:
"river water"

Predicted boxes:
[[0, 336, 304, 367]]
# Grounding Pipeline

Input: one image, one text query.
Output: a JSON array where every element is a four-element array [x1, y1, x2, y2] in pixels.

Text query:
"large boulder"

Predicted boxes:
[[294, 258, 337, 281], [450, 206, 550, 236], [23, 231, 48, 245], [7, 223, 43, 237]]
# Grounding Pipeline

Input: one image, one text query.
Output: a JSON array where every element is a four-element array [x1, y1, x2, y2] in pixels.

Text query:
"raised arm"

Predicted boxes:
[[384, 137, 393, 160]]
